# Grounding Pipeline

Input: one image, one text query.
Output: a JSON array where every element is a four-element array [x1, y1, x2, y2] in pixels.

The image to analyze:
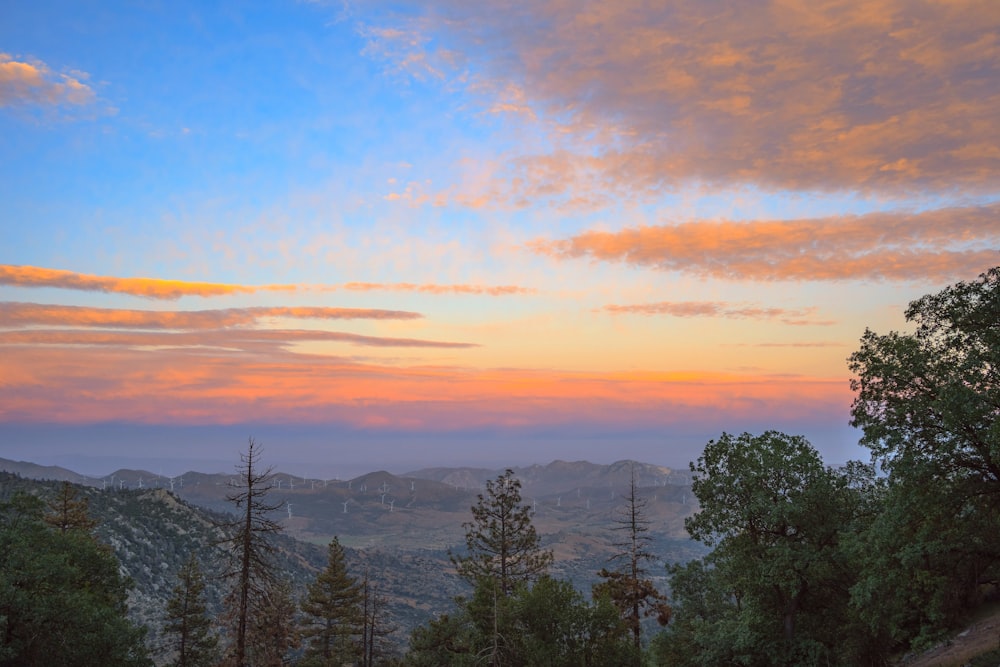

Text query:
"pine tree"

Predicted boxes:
[[248, 578, 300, 667], [1, 492, 150, 666], [163, 554, 219, 667], [359, 569, 398, 667], [44, 480, 98, 534], [594, 464, 669, 656], [218, 438, 284, 667], [299, 537, 363, 665], [451, 469, 553, 597]]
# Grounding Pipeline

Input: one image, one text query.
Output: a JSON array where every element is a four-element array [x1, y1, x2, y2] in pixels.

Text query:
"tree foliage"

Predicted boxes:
[[299, 537, 364, 666], [657, 431, 871, 666], [45, 480, 99, 534], [450, 469, 553, 597], [163, 554, 220, 667], [406, 576, 635, 667], [0, 491, 151, 666], [848, 267, 1000, 647], [849, 266, 1000, 489], [248, 578, 299, 667]]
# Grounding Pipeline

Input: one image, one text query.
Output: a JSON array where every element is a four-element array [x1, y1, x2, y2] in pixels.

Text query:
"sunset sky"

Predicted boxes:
[[2, 1, 998, 476]]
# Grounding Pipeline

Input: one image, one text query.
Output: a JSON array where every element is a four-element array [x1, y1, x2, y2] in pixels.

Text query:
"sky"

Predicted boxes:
[[1, 0, 998, 477]]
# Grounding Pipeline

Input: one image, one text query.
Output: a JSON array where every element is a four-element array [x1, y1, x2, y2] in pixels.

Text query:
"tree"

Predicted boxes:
[[163, 554, 219, 667], [848, 267, 1000, 647], [594, 464, 670, 656], [299, 537, 363, 666], [849, 266, 1000, 490], [450, 469, 553, 597], [405, 576, 636, 667], [670, 431, 863, 665], [218, 438, 284, 667], [45, 480, 98, 534], [360, 569, 398, 667], [248, 578, 300, 667], [513, 576, 637, 667], [0, 492, 151, 666]]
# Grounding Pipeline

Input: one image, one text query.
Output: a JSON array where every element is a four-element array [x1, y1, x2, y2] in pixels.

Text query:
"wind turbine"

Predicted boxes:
[[287, 504, 293, 519]]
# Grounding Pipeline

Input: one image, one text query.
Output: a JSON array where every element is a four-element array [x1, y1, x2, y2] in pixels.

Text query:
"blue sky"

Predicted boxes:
[[1, 0, 998, 476]]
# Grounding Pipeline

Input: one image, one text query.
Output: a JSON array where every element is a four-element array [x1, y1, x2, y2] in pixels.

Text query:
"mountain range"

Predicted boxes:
[[0, 456, 701, 662]]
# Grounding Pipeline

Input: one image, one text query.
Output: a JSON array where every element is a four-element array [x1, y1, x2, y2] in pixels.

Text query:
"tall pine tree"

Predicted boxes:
[[299, 537, 363, 666], [451, 469, 553, 597], [163, 554, 219, 667]]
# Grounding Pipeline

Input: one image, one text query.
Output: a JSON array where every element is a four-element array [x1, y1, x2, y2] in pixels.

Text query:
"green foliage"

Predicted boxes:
[[656, 431, 874, 666], [849, 266, 1000, 485], [512, 576, 637, 667], [406, 612, 478, 667], [450, 469, 553, 597], [0, 492, 151, 666], [300, 537, 364, 665], [405, 576, 635, 666], [163, 554, 219, 667], [848, 267, 1000, 649]]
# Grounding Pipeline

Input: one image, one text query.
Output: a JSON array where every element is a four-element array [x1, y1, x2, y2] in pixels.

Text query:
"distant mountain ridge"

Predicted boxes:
[[0, 456, 689, 499], [407, 459, 685, 497], [0, 457, 97, 484]]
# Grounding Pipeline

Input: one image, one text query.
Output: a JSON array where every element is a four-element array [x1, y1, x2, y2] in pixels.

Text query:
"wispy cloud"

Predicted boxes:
[[0, 302, 423, 329], [0, 54, 96, 108], [367, 0, 1000, 204], [601, 301, 834, 325], [0, 265, 534, 299], [0, 328, 475, 350], [342, 282, 534, 296], [532, 203, 1000, 282], [0, 265, 296, 299]]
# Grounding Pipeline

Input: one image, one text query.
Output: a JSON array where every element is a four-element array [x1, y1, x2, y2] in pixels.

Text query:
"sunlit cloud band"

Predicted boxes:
[[532, 204, 1000, 281]]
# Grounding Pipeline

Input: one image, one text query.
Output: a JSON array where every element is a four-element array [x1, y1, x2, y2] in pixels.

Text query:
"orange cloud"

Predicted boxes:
[[0, 339, 850, 430], [0, 54, 95, 108], [532, 203, 1000, 281], [0, 265, 300, 299], [0, 328, 474, 350], [0, 302, 422, 329], [369, 0, 1000, 201], [343, 282, 535, 296], [0, 265, 535, 299], [601, 301, 834, 325]]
